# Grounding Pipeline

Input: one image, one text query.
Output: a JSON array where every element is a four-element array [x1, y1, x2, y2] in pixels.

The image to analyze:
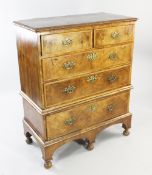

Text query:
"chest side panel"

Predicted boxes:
[[16, 27, 43, 108]]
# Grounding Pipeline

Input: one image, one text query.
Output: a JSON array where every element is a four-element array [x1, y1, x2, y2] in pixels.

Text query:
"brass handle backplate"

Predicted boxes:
[[106, 104, 114, 113], [111, 32, 120, 39], [64, 117, 76, 125], [64, 85, 76, 94], [107, 74, 118, 83], [88, 104, 97, 112], [87, 52, 97, 61], [108, 52, 118, 60], [87, 75, 97, 83], [62, 38, 72, 46], [63, 61, 75, 70]]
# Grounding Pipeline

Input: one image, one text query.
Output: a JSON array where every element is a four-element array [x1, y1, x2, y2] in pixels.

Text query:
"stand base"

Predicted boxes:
[[23, 113, 132, 169]]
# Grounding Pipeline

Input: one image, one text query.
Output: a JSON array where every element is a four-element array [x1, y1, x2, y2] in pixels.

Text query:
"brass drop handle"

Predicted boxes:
[[62, 38, 72, 46], [111, 32, 120, 39], [87, 52, 97, 61], [107, 74, 118, 83], [64, 117, 76, 125], [107, 104, 114, 113], [88, 104, 96, 112], [63, 61, 75, 70], [87, 75, 97, 83], [108, 52, 118, 60], [64, 85, 76, 94]]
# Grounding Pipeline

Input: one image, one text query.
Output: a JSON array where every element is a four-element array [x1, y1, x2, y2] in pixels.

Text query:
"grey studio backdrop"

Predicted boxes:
[[0, 0, 151, 175]]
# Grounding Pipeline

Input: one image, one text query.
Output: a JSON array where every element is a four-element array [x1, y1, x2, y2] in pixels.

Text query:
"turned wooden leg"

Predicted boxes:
[[25, 132, 33, 144], [122, 125, 130, 136], [40, 146, 53, 169], [87, 141, 94, 151], [75, 138, 94, 150], [44, 160, 52, 169], [122, 116, 132, 136], [86, 135, 96, 151]]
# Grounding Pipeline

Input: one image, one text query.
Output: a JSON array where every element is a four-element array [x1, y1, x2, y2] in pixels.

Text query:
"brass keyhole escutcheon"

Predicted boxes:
[[107, 74, 118, 83], [88, 104, 97, 112], [108, 52, 118, 60]]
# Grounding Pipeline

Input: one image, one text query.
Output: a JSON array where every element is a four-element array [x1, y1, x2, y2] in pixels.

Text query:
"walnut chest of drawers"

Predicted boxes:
[[14, 12, 137, 169]]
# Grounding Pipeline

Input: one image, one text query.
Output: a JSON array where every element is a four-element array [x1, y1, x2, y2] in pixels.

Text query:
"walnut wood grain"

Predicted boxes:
[[44, 66, 131, 107], [42, 43, 133, 82], [23, 113, 132, 168], [14, 12, 137, 32], [14, 12, 137, 169], [46, 91, 130, 139], [94, 24, 135, 47], [23, 99, 46, 140], [41, 30, 92, 57], [16, 27, 43, 108], [21, 85, 132, 116]]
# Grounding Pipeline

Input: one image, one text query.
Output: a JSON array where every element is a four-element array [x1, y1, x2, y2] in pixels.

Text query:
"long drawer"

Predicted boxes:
[[42, 43, 132, 82], [44, 66, 130, 107], [41, 30, 92, 57], [46, 91, 130, 139]]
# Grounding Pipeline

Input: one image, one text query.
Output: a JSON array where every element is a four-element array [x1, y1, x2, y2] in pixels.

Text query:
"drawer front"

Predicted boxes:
[[42, 44, 132, 82], [46, 91, 130, 139], [94, 24, 134, 47], [41, 30, 92, 57], [44, 66, 130, 107]]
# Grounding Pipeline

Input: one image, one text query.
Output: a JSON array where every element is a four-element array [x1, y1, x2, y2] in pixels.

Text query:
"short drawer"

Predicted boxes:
[[44, 66, 130, 107], [46, 91, 130, 139], [42, 44, 132, 82], [94, 24, 134, 47], [41, 30, 92, 57]]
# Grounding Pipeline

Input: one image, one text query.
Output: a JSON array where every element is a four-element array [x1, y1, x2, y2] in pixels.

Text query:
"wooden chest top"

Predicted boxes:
[[14, 12, 137, 32]]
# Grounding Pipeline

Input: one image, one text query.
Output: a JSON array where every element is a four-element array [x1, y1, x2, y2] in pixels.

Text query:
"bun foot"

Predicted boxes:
[[44, 160, 52, 169], [26, 137, 33, 144], [122, 120, 131, 136], [25, 132, 33, 144], [123, 129, 130, 136], [87, 143, 94, 151]]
